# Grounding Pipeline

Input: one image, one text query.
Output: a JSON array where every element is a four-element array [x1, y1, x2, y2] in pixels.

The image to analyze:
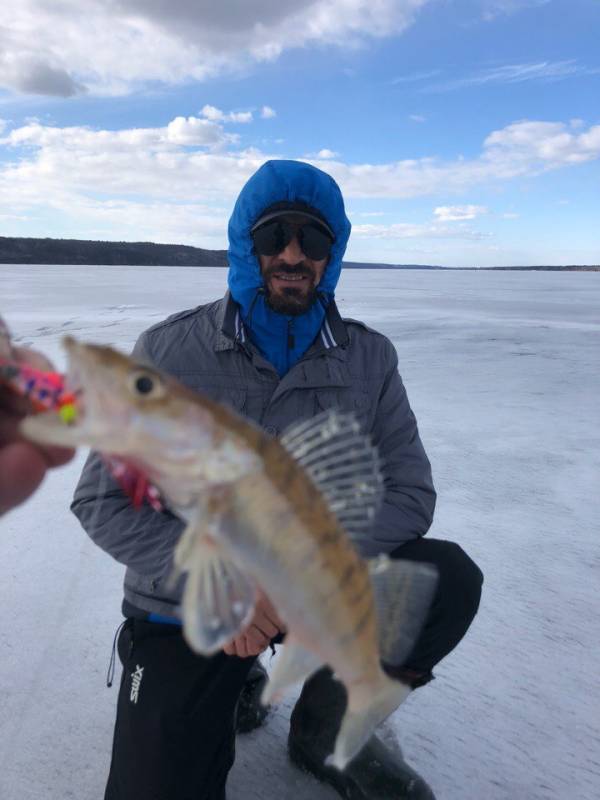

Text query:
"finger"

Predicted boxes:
[[38, 442, 75, 468], [258, 599, 287, 633], [235, 637, 249, 659], [0, 413, 74, 466], [223, 641, 236, 656], [0, 389, 31, 417], [0, 412, 22, 446], [243, 633, 267, 657], [223, 634, 244, 657], [12, 346, 55, 372], [250, 611, 279, 640], [246, 642, 267, 657], [0, 442, 48, 515], [245, 626, 270, 652]]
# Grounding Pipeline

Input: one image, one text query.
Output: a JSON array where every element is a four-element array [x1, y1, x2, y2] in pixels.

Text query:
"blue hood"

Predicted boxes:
[[227, 160, 351, 376]]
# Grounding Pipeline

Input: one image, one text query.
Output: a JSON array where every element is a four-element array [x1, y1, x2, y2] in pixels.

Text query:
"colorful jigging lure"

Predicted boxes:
[[0, 315, 163, 512]]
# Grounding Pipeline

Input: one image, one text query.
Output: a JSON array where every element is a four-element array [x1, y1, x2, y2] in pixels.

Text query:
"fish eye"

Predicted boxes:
[[128, 370, 165, 398]]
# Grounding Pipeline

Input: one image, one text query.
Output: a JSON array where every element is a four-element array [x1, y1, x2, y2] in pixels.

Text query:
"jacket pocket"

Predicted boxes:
[[314, 387, 373, 429]]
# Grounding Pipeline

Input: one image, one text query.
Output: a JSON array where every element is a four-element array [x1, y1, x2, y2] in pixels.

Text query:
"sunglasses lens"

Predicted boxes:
[[252, 219, 333, 260], [252, 221, 291, 256], [299, 225, 332, 260]]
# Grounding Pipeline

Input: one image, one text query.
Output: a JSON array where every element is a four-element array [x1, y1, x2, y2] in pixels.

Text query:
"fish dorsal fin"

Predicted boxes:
[[280, 410, 383, 543], [368, 555, 438, 667]]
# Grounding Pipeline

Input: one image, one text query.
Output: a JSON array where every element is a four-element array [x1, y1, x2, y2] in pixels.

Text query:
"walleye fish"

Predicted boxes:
[[23, 336, 437, 770]]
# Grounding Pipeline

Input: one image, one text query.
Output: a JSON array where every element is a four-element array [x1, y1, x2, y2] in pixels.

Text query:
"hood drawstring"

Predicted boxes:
[[106, 619, 127, 688], [235, 288, 263, 356], [245, 287, 263, 332]]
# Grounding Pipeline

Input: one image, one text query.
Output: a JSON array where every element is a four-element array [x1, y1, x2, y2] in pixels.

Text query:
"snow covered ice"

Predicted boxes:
[[0, 265, 598, 800]]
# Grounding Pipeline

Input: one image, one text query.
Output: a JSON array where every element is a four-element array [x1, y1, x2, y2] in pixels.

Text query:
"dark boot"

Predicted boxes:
[[288, 668, 435, 800], [234, 658, 270, 734]]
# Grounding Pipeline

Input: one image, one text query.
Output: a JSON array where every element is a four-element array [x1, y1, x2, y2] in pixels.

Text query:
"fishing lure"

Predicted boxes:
[[0, 358, 77, 419], [0, 315, 163, 512]]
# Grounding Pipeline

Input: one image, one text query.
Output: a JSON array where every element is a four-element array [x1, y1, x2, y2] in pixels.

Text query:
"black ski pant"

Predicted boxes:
[[104, 538, 483, 800]]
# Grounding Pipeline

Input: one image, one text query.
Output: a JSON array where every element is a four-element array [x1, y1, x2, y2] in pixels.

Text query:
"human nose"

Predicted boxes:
[[278, 233, 304, 264]]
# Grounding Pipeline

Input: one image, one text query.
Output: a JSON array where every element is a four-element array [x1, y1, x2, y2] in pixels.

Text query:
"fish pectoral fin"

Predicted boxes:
[[171, 513, 203, 576], [164, 508, 207, 591], [261, 638, 323, 705], [327, 676, 412, 771], [180, 534, 256, 656], [169, 487, 230, 585], [368, 555, 438, 667]]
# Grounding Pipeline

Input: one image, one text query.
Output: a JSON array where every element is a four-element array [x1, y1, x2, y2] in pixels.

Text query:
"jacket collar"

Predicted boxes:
[[215, 291, 349, 354], [214, 292, 241, 352]]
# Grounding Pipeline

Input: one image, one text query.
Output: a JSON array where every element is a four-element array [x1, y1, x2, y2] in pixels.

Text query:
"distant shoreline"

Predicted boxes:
[[1, 236, 598, 271]]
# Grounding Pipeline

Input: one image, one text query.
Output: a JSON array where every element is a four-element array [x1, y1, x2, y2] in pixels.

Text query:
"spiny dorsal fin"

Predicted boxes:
[[280, 410, 383, 544]]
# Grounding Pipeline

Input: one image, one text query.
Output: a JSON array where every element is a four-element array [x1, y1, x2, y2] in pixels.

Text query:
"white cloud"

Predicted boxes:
[[409, 114, 426, 123], [434, 205, 488, 222], [390, 69, 441, 85], [261, 106, 277, 119], [480, 0, 551, 21], [501, 212, 519, 219], [302, 148, 341, 160], [0, 53, 86, 97], [200, 105, 253, 124], [1, 117, 599, 245], [60, 199, 229, 247], [353, 222, 489, 241], [483, 120, 600, 167], [425, 60, 600, 93], [316, 149, 339, 159], [0, 1, 432, 96], [322, 119, 600, 197], [167, 116, 236, 146]]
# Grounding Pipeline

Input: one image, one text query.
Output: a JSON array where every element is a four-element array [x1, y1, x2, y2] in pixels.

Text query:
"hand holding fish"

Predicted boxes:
[[223, 587, 287, 658], [1, 316, 165, 515], [0, 318, 74, 515]]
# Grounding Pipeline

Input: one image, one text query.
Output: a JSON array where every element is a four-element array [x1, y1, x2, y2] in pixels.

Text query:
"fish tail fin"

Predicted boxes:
[[326, 673, 411, 771]]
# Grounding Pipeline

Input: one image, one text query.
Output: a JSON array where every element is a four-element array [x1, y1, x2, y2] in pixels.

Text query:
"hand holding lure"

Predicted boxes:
[[0, 315, 162, 512]]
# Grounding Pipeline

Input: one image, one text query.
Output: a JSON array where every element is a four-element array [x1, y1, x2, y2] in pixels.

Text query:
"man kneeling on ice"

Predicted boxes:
[[72, 160, 483, 800]]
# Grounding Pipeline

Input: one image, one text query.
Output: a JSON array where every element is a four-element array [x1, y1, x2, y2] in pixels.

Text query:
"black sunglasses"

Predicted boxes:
[[252, 220, 333, 261]]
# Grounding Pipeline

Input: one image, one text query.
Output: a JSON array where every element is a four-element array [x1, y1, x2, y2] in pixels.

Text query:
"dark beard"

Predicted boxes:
[[264, 283, 319, 316], [263, 264, 319, 316]]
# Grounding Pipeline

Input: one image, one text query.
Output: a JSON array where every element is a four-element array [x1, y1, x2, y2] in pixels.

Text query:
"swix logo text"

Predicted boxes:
[[130, 665, 144, 704]]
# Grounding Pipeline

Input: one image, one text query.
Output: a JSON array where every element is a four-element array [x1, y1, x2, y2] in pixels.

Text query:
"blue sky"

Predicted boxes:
[[0, 0, 598, 266]]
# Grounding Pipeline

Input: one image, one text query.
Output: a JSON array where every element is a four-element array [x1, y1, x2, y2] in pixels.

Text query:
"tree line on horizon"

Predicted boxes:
[[0, 236, 597, 271]]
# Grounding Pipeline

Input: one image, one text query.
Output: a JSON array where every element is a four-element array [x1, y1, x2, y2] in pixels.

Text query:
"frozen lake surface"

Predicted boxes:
[[1, 265, 599, 800]]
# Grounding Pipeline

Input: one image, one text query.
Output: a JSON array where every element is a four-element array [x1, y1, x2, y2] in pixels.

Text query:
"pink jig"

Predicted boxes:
[[0, 321, 163, 513]]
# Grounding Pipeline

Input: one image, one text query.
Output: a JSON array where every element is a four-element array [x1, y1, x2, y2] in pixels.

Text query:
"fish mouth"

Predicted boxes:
[[21, 335, 115, 449]]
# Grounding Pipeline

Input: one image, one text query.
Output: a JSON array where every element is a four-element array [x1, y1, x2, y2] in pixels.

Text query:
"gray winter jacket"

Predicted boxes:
[[71, 293, 436, 618]]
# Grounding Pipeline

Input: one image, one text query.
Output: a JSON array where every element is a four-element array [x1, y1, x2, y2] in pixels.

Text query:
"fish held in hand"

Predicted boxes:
[[23, 335, 437, 770]]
